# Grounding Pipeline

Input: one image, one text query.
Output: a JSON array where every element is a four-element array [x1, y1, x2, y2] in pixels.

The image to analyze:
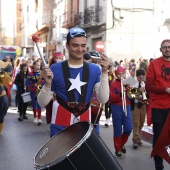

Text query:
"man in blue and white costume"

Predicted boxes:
[[37, 27, 110, 137]]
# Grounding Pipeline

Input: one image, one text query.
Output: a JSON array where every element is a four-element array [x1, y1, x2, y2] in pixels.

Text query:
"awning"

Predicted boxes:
[[32, 25, 49, 35], [0, 45, 21, 51]]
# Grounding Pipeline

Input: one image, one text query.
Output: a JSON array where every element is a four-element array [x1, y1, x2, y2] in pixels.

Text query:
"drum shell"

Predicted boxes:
[[34, 122, 122, 170]]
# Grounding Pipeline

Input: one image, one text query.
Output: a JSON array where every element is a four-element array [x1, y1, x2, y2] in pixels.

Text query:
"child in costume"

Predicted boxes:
[[26, 59, 44, 125], [110, 65, 133, 158]]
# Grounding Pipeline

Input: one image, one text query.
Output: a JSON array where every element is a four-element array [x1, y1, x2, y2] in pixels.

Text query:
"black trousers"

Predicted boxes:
[[17, 93, 28, 118], [152, 108, 169, 170]]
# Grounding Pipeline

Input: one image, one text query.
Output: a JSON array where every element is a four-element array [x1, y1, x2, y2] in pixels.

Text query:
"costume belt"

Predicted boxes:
[[56, 95, 90, 117]]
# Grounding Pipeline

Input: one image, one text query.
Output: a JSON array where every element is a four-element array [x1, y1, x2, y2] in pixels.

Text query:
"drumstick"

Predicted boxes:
[[32, 35, 51, 79], [32, 35, 47, 66]]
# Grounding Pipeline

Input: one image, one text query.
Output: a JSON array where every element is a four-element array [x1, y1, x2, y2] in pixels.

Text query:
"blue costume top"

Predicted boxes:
[[50, 61, 101, 102]]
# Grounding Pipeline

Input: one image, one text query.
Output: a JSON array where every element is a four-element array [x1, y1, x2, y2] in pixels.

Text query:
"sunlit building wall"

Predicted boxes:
[[0, 0, 21, 46], [106, 0, 170, 62]]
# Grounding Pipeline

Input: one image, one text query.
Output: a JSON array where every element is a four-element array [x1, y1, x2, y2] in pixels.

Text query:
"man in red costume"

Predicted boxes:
[[146, 39, 170, 170]]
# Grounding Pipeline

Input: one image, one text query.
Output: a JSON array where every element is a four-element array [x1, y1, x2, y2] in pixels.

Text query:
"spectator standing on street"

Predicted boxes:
[[139, 60, 148, 72], [129, 59, 136, 77], [146, 39, 170, 170]]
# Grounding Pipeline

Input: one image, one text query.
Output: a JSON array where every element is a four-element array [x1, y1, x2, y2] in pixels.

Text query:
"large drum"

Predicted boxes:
[[34, 121, 123, 170]]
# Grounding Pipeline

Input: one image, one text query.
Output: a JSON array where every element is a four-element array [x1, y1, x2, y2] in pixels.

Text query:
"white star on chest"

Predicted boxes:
[[68, 73, 87, 94]]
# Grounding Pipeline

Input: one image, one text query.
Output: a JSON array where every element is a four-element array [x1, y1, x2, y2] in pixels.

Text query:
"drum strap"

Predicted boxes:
[[56, 60, 90, 116], [61, 60, 89, 103]]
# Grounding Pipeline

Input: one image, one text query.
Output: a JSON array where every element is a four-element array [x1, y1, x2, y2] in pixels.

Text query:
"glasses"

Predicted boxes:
[[69, 27, 87, 38], [161, 46, 170, 50]]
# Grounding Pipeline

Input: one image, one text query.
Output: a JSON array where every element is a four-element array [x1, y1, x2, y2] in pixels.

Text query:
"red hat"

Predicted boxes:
[[53, 52, 63, 58], [115, 65, 125, 75], [53, 52, 63, 62]]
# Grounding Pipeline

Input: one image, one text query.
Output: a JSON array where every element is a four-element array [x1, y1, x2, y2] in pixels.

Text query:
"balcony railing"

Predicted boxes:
[[84, 6, 103, 26], [62, 11, 75, 28], [42, 15, 52, 25], [74, 12, 83, 27]]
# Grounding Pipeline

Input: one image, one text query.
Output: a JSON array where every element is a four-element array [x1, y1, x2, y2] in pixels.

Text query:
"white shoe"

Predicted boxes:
[[33, 118, 37, 123], [105, 119, 110, 127], [37, 119, 42, 125]]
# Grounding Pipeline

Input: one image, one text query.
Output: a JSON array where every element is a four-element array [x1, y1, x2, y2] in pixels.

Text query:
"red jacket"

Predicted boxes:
[[110, 79, 130, 106], [146, 57, 170, 109]]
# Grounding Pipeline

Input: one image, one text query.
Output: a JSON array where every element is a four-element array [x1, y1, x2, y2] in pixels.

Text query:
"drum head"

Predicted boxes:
[[34, 121, 92, 169]]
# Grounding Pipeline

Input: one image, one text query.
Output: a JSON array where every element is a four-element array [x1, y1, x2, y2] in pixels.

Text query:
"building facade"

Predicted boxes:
[[0, 0, 21, 46], [1, 0, 170, 62]]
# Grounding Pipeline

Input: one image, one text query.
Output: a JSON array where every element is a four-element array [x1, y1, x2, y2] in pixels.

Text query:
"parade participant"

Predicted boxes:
[[146, 39, 170, 170], [110, 65, 132, 159], [131, 68, 147, 149], [37, 27, 110, 137], [53, 52, 64, 63], [105, 64, 115, 127], [3, 56, 13, 100], [26, 59, 44, 125], [14, 63, 29, 121], [0, 60, 13, 133]]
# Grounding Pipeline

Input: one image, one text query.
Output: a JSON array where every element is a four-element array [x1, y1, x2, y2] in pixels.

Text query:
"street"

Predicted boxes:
[[0, 106, 169, 170]]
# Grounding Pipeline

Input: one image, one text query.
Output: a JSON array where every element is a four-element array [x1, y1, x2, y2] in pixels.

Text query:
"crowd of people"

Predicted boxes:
[[0, 27, 169, 170]]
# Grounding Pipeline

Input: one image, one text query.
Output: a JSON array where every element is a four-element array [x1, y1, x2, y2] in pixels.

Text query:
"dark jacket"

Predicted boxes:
[[14, 72, 28, 94]]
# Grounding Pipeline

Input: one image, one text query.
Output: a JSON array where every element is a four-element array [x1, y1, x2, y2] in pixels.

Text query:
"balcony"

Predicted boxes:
[[74, 12, 83, 27], [42, 15, 57, 27], [83, 6, 103, 28], [42, 15, 52, 25], [62, 11, 75, 28]]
